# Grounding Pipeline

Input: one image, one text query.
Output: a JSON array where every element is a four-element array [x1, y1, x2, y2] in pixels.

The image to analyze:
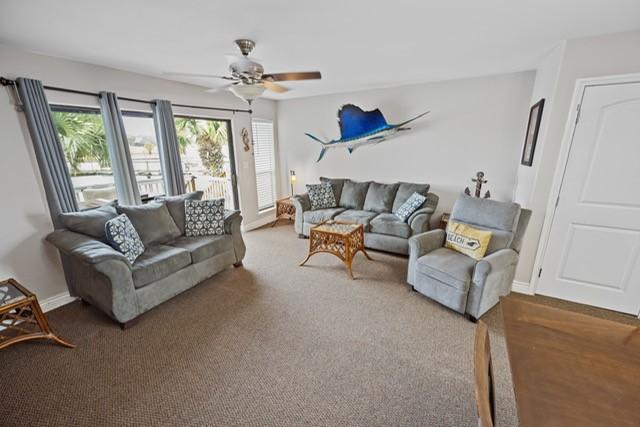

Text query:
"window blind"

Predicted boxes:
[[252, 120, 276, 210]]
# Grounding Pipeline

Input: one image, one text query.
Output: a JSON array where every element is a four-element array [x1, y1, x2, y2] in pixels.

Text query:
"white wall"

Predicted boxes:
[[0, 44, 277, 301], [277, 72, 535, 225], [512, 43, 565, 284], [513, 30, 640, 288]]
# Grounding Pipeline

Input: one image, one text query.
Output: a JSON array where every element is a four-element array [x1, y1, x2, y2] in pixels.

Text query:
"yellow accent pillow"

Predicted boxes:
[[445, 221, 492, 260]]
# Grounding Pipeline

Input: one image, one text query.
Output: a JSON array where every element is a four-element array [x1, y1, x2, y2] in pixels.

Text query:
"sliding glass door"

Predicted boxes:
[[174, 116, 238, 210]]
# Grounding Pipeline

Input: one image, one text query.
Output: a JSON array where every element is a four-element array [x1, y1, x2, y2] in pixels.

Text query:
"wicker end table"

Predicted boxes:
[[0, 278, 75, 350], [272, 197, 296, 227], [299, 221, 372, 279]]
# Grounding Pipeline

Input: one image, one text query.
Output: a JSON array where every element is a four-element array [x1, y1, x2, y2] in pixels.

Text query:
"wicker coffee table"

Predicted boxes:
[[299, 221, 372, 279]]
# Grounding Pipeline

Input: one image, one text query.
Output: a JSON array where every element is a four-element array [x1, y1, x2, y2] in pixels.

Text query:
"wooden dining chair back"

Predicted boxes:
[[474, 320, 496, 427]]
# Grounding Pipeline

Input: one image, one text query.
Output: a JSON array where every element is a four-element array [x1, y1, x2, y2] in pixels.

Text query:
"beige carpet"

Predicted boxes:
[[1, 224, 637, 426]]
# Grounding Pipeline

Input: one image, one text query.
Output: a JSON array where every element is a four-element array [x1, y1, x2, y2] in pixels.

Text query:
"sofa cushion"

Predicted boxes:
[[116, 202, 181, 245], [334, 210, 378, 230], [59, 204, 118, 240], [306, 183, 337, 210], [155, 191, 204, 235], [392, 182, 430, 213], [451, 193, 520, 232], [369, 213, 411, 238], [416, 247, 477, 292], [319, 177, 347, 202], [363, 182, 399, 213], [168, 235, 233, 264], [185, 199, 225, 237], [303, 208, 345, 224], [104, 214, 145, 264], [339, 180, 370, 210], [132, 244, 192, 288]]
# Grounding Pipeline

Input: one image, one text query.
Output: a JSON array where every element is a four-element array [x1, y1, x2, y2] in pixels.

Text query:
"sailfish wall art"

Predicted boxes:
[[305, 104, 429, 162]]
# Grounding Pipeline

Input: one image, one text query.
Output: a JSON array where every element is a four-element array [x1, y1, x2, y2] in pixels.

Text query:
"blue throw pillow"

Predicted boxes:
[[184, 199, 225, 237], [395, 192, 427, 222], [105, 214, 145, 263], [306, 183, 337, 210]]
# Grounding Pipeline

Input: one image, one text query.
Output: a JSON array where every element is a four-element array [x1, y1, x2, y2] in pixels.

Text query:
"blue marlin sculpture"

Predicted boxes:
[[305, 104, 429, 162]]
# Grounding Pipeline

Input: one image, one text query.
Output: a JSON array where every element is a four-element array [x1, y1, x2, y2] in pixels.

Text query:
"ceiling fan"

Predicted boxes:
[[164, 39, 322, 104]]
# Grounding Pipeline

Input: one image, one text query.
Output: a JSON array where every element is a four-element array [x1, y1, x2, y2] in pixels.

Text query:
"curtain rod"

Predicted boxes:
[[0, 76, 252, 114]]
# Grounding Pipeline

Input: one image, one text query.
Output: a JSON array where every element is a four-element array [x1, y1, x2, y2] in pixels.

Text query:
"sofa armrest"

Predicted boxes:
[[408, 207, 436, 235], [473, 248, 519, 282], [407, 229, 446, 285], [224, 209, 241, 234], [46, 229, 130, 266], [48, 230, 139, 323], [292, 193, 311, 235], [223, 209, 245, 263], [292, 193, 311, 212], [408, 229, 446, 258], [467, 248, 520, 318]]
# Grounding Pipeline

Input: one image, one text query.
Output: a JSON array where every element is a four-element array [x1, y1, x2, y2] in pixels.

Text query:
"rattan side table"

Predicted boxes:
[[272, 197, 296, 227], [0, 278, 74, 350]]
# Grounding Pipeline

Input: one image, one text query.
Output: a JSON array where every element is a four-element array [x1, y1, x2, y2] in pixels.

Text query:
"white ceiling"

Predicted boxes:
[[1, 0, 639, 99]]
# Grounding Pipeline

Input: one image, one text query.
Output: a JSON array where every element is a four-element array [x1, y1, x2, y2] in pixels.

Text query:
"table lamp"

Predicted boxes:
[[290, 170, 297, 197]]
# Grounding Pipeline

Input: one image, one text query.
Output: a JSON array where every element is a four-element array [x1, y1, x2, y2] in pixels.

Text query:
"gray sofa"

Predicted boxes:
[[46, 192, 246, 328], [292, 178, 439, 255], [407, 194, 531, 320]]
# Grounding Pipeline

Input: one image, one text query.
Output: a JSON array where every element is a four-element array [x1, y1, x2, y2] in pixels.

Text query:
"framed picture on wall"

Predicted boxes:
[[521, 98, 545, 166]]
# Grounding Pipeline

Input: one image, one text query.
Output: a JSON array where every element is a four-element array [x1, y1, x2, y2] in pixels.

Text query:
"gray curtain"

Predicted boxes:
[[16, 77, 79, 228], [99, 92, 140, 205], [153, 100, 185, 195]]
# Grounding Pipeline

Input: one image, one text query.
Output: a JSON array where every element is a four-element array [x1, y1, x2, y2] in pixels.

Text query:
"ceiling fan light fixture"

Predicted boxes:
[[230, 83, 266, 104]]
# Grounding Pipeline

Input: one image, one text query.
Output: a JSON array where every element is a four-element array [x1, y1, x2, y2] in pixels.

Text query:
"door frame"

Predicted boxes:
[[529, 73, 640, 316]]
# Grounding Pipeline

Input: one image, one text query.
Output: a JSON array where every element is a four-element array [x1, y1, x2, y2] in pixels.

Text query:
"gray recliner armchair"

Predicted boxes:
[[407, 194, 531, 320]]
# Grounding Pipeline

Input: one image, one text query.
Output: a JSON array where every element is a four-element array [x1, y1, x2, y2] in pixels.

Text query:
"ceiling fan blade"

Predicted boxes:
[[262, 80, 290, 93], [163, 72, 237, 80], [205, 82, 239, 93], [263, 71, 321, 82]]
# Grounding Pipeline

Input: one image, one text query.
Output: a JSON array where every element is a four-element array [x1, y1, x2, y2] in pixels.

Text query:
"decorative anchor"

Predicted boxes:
[[465, 171, 491, 199]]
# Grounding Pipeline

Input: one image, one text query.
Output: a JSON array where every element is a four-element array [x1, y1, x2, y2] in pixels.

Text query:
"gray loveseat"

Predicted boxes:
[[407, 194, 530, 320], [292, 178, 439, 255], [46, 192, 246, 328]]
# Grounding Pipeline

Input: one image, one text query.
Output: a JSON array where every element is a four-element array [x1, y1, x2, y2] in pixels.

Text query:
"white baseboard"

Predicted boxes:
[[40, 291, 76, 313], [512, 280, 534, 295]]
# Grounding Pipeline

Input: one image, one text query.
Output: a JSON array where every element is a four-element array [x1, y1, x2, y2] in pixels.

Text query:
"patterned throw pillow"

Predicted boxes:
[[104, 214, 145, 264], [306, 183, 337, 210], [394, 192, 427, 222], [185, 199, 225, 237], [445, 221, 492, 260]]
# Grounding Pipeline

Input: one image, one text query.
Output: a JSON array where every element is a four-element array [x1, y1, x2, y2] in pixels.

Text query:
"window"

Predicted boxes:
[[252, 119, 276, 210], [121, 112, 165, 200], [52, 106, 115, 209], [174, 117, 237, 210]]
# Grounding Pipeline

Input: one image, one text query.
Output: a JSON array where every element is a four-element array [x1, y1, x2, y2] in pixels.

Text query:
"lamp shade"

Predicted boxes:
[[230, 84, 266, 104]]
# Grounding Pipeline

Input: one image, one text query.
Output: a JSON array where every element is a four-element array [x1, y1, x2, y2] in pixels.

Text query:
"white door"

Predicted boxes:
[[537, 81, 640, 315]]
